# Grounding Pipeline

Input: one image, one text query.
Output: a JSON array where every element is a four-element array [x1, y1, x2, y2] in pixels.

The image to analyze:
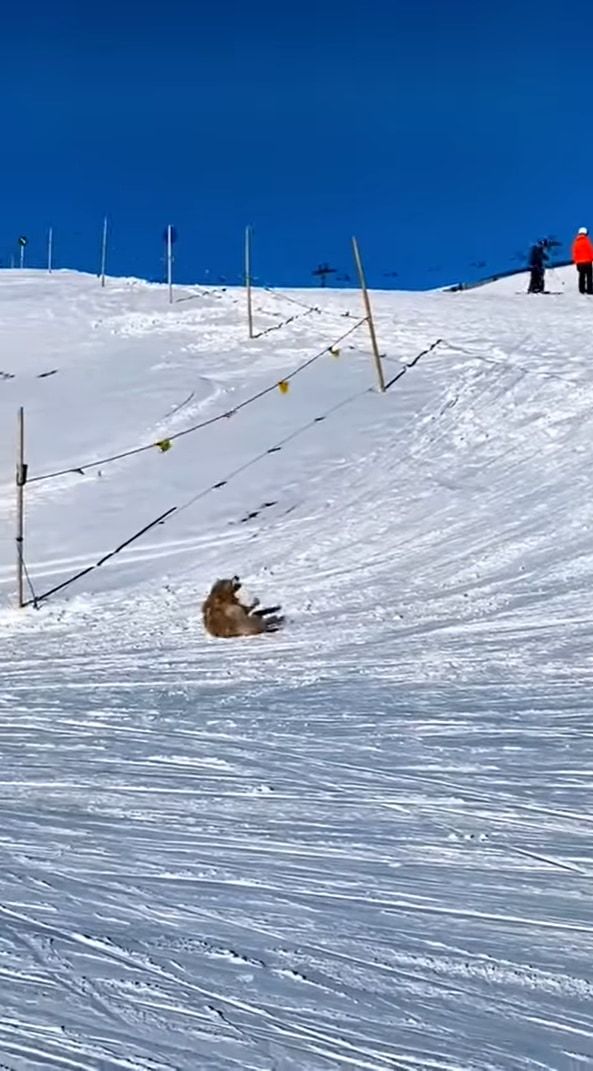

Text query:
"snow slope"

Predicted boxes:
[[0, 266, 592, 1070]]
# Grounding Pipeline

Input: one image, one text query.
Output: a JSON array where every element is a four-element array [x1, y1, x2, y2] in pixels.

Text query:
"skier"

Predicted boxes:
[[572, 227, 593, 295], [527, 239, 549, 293]]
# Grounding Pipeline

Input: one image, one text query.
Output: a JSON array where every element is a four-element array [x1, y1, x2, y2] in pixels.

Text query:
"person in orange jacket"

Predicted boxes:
[[572, 227, 593, 294]]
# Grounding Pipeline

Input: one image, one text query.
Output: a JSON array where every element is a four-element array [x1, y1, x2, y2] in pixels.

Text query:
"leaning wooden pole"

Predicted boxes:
[[167, 224, 173, 305], [16, 406, 26, 608], [100, 216, 108, 288], [352, 236, 385, 392], [245, 225, 254, 339]]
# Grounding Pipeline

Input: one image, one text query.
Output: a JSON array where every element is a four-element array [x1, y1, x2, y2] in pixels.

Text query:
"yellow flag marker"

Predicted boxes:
[[156, 438, 172, 453], [278, 380, 290, 395], [329, 346, 341, 357]]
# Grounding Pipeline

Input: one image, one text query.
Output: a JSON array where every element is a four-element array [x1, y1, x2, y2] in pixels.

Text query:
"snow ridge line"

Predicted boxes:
[[27, 318, 367, 486]]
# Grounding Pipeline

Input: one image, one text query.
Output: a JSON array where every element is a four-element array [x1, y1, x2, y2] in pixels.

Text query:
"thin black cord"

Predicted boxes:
[[28, 318, 367, 485], [25, 335, 444, 608], [24, 507, 177, 608]]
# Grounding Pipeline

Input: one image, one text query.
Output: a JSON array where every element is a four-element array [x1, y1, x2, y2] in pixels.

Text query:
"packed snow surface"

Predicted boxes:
[[0, 267, 592, 1070]]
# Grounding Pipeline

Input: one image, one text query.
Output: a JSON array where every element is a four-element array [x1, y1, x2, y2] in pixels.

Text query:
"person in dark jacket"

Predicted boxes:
[[527, 240, 549, 293]]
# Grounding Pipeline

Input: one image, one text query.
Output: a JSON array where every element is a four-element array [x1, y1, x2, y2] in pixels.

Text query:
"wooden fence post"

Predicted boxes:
[[245, 225, 254, 338], [352, 236, 385, 392], [16, 406, 26, 608], [100, 216, 108, 288], [167, 224, 173, 304]]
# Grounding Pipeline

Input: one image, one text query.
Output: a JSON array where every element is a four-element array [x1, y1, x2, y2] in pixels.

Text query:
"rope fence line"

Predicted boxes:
[[175, 284, 232, 304], [384, 335, 587, 394], [384, 339, 445, 391], [174, 384, 374, 522], [23, 337, 444, 608], [259, 284, 357, 322], [252, 305, 317, 339], [182, 268, 357, 319], [173, 274, 357, 324], [24, 507, 177, 608], [20, 326, 585, 608], [176, 283, 327, 337], [28, 318, 368, 486], [23, 393, 370, 608], [250, 283, 359, 337], [17, 540, 39, 610], [261, 284, 325, 313], [244, 332, 585, 552]]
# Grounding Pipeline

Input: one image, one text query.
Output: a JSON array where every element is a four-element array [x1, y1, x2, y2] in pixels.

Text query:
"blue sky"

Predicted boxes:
[[0, 1, 589, 289]]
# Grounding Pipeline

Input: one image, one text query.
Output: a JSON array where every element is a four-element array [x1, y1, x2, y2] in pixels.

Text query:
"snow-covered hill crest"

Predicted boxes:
[[0, 268, 592, 1070]]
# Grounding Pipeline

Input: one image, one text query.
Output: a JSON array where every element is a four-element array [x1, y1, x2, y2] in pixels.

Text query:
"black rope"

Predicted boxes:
[[25, 382, 374, 607], [174, 285, 230, 304], [261, 285, 326, 315], [25, 507, 177, 608], [260, 284, 358, 322], [28, 319, 367, 485], [253, 307, 316, 339], [384, 338, 445, 391], [24, 333, 445, 608], [184, 270, 357, 321], [174, 401, 363, 519]]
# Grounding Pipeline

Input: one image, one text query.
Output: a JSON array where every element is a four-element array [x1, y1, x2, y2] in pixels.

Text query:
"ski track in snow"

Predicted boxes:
[[0, 269, 592, 1069]]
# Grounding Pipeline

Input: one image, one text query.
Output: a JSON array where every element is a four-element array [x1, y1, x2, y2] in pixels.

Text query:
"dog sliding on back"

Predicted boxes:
[[202, 576, 284, 638]]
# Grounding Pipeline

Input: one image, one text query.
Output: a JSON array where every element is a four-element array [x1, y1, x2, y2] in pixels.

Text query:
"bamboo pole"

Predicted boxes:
[[167, 224, 173, 304], [352, 236, 385, 392], [16, 406, 25, 608], [245, 225, 254, 339], [100, 216, 108, 287]]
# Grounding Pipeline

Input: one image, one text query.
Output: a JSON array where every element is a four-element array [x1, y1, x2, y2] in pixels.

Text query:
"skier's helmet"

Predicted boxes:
[[578, 226, 589, 235]]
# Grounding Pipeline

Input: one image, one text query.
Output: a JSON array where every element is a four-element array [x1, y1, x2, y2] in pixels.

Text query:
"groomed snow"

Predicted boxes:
[[0, 267, 592, 1069]]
